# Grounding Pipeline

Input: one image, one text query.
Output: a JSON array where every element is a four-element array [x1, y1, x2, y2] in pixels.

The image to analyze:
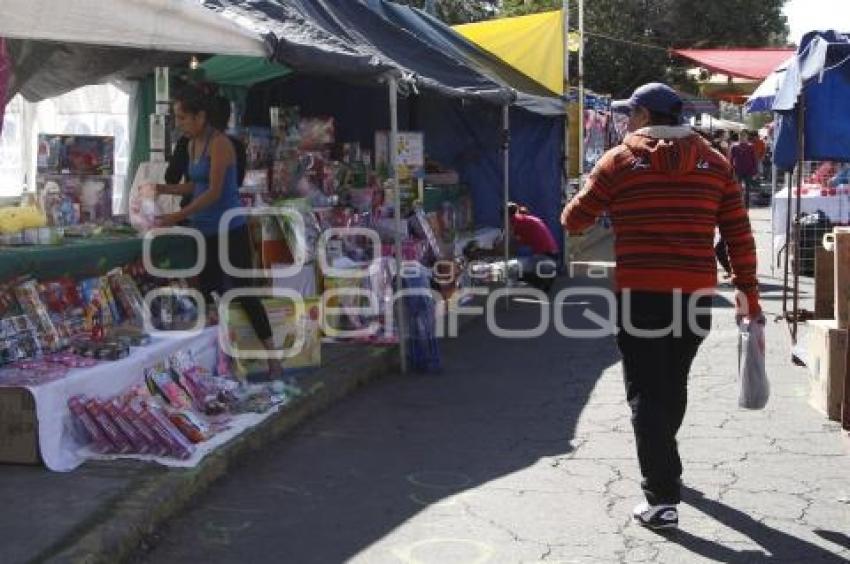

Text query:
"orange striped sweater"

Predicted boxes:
[[562, 126, 761, 315]]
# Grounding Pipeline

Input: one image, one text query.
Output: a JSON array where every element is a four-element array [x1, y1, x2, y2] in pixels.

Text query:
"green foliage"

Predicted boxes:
[[392, 0, 499, 25], [498, 0, 789, 96]]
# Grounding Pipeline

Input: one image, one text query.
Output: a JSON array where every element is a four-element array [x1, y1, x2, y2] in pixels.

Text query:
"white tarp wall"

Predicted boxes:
[[0, 84, 132, 213], [0, 0, 266, 58]]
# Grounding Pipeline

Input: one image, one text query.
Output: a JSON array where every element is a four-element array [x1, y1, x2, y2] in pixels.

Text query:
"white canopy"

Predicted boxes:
[[690, 113, 746, 133], [0, 0, 267, 57]]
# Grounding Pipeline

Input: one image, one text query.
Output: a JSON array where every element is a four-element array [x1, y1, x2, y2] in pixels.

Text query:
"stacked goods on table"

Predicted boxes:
[[0, 261, 194, 375], [67, 349, 297, 460]]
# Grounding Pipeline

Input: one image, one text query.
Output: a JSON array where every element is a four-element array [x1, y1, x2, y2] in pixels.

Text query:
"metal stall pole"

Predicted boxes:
[[503, 104, 511, 309], [791, 94, 806, 343], [562, 0, 570, 267], [577, 0, 585, 188], [388, 75, 408, 374], [770, 161, 778, 276], [782, 170, 792, 315]]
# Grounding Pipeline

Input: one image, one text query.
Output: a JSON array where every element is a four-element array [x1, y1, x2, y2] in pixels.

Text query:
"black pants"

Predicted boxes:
[[616, 292, 712, 505], [518, 253, 559, 291], [199, 224, 273, 342]]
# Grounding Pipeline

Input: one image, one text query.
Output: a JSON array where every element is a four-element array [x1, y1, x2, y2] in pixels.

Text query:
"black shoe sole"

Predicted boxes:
[[633, 515, 679, 530]]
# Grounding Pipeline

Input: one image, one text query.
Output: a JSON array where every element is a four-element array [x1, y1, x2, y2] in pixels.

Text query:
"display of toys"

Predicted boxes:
[[146, 368, 194, 410], [37, 134, 114, 175], [299, 117, 335, 150], [68, 396, 114, 454]]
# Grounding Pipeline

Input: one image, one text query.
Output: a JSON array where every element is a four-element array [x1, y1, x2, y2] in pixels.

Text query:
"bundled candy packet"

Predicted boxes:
[[102, 398, 151, 454]]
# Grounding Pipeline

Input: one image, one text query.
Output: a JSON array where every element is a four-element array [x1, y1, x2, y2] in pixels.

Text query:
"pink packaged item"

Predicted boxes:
[[84, 398, 132, 454], [120, 401, 168, 457], [102, 399, 150, 454], [138, 402, 194, 459], [68, 395, 113, 453]]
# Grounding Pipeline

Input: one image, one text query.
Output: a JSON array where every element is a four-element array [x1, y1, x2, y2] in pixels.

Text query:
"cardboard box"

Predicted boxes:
[[815, 247, 835, 319], [224, 297, 321, 378], [0, 388, 40, 464], [806, 319, 846, 421]]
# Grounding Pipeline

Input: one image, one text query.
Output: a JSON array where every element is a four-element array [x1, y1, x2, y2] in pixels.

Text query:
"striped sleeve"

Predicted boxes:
[[562, 151, 616, 233], [717, 177, 761, 315]]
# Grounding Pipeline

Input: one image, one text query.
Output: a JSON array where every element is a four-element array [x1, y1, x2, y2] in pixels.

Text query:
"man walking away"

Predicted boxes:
[[729, 132, 759, 208], [561, 83, 762, 530]]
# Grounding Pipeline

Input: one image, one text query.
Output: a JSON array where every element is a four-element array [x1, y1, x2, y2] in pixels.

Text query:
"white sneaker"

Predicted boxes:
[[633, 502, 678, 530]]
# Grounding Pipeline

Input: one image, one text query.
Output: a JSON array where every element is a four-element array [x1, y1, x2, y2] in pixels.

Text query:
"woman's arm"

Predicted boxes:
[[156, 182, 194, 196], [172, 134, 234, 223]]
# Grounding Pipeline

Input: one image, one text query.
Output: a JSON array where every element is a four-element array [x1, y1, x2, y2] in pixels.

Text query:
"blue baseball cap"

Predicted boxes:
[[612, 82, 683, 117]]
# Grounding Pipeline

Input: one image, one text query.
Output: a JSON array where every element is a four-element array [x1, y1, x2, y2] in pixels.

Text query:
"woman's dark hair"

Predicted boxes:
[[173, 84, 210, 116], [209, 96, 231, 131]]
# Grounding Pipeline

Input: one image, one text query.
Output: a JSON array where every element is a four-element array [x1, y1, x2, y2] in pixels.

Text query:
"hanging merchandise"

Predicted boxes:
[[401, 264, 440, 373]]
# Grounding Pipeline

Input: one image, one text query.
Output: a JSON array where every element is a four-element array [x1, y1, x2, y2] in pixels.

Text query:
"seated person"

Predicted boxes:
[[505, 202, 559, 292]]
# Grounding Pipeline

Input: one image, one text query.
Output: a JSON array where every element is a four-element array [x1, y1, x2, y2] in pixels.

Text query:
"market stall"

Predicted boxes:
[[751, 31, 850, 344], [0, 0, 565, 471]]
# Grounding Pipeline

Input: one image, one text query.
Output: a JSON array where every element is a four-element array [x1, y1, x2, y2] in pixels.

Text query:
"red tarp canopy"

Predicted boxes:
[[671, 48, 795, 80]]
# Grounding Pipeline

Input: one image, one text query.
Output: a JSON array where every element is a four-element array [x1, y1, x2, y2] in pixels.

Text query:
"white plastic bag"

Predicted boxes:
[[737, 317, 770, 409]]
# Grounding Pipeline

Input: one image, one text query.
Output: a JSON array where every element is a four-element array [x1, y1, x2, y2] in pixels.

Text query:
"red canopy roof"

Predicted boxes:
[[671, 48, 794, 80]]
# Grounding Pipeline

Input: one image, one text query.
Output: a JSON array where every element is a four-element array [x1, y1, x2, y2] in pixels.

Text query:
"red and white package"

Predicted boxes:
[[102, 399, 151, 454], [136, 401, 195, 460], [84, 398, 132, 454], [120, 401, 169, 457], [67, 395, 113, 454]]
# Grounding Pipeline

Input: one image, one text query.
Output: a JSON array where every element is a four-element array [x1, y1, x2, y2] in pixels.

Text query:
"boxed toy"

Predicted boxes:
[[223, 297, 322, 378], [37, 134, 114, 175]]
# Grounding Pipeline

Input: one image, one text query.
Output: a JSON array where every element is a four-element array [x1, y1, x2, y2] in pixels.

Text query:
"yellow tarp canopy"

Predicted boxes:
[[454, 10, 564, 96]]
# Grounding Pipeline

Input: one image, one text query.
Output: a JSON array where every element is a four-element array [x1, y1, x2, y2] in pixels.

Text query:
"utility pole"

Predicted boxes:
[[578, 0, 585, 186]]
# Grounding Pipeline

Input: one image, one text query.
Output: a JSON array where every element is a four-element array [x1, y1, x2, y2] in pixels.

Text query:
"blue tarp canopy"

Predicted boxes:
[[771, 30, 850, 170], [205, 0, 517, 105]]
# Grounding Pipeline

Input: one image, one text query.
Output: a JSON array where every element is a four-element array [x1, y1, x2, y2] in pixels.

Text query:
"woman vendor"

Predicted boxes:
[[154, 85, 282, 379]]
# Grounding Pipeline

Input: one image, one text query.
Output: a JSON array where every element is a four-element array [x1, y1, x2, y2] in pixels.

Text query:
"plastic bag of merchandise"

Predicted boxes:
[[737, 316, 769, 409], [128, 183, 162, 233]]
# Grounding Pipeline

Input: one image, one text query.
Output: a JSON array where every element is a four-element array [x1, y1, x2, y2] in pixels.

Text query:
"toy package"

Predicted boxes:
[[223, 298, 321, 379], [146, 368, 194, 410], [38, 278, 86, 339], [167, 410, 212, 443], [241, 127, 274, 169], [84, 397, 133, 454], [68, 395, 114, 454], [37, 134, 114, 175], [134, 400, 195, 459], [119, 401, 169, 456], [14, 279, 62, 352], [102, 398, 151, 454]]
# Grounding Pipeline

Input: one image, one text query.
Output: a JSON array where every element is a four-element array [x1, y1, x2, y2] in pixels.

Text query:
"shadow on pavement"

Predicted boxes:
[[664, 486, 849, 563], [139, 275, 623, 563], [814, 530, 850, 552]]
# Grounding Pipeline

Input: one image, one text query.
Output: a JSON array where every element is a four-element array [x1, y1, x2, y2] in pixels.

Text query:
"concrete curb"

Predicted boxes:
[[38, 345, 399, 564]]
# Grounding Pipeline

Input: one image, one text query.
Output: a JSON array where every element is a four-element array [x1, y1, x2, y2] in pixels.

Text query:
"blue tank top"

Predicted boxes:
[[188, 133, 246, 236]]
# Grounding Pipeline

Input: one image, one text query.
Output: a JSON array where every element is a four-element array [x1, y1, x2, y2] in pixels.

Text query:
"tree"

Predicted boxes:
[[392, 0, 498, 25], [498, 0, 789, 97]]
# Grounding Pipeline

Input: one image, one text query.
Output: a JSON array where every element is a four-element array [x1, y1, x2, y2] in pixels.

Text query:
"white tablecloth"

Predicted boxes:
[[772, 186, 850, 251], [23, 328, 218, 472]]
